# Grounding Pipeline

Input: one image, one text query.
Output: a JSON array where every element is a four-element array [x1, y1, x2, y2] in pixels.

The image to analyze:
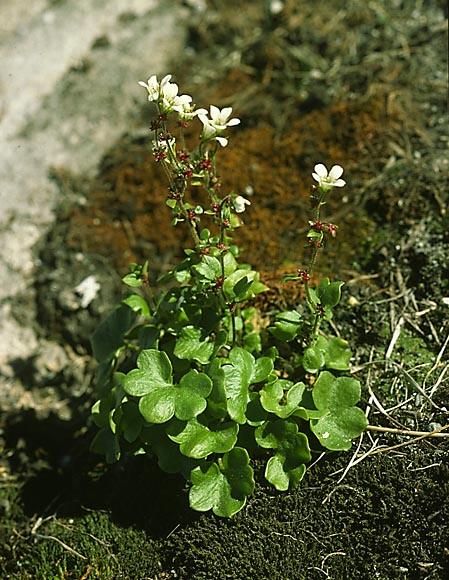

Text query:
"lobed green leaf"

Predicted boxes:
[[189, 447, 254, 517], [123, 349, 173, 397], [310, 371, 368, 450], [167, 418, 239, 459], [260, 379, 307, 419], [255, 419, 311, 491]]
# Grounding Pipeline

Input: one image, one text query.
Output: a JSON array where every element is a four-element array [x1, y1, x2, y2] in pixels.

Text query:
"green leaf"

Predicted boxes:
[[123, 349, 173, 397], [268, 310, 303, 342], [222, 348, 254, 424], [223, 269, 267, 302], [91, 304, 136, 362], [189, 447, 254, 517], [255, 420, 311, 491], [174, 370, 213, 419], [167, 418, 239, 459], [265, 455, 307, 492], [246, 392, 268, 425], [223, 251, 238, 276], [222, 349, 274, 424], [310, 371, 368, 450], [233, 276, 253, 301], [90, 427, 120, 463], [317, 278, 344, 308], [122, 273, 144, 287], [122, 294, 151, 318], [302, 345, 325, 373], [138, 387, 175, 424], [138, 369, 212, 424], [173, 326, 215, 364], [138, 325, 159, 349], [260, 380, 307, 419], [120, 401, 144, 443], [317, 336, 352, 371], [243, 332, 262, 353], [206, 359, 228, 419], [251, 356, 275, 383], [141, 425, 200, 478], [193, 255, 221, 281], [166, 198, 178, 209]]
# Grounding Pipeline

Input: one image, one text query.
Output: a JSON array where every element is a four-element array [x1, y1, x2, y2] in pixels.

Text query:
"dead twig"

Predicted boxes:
[[367, 424, 449, 438], [31, 516, 87, 560]]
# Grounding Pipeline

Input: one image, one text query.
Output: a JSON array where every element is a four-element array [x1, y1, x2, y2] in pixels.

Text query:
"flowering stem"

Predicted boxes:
[[303, 186, 329, 339]]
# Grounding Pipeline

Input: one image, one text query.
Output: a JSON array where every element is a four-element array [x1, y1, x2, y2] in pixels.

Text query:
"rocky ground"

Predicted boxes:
[[0, 0, 190, 412], [1, 0, 448, 579]]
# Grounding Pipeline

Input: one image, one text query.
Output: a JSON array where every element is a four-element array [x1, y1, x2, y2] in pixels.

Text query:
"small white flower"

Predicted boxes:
[[152, 136, 175, 151], [138, 74, 193, 115], [174, 99, 199, 122], [312, 164, 346, 190], [138, 73, 171, 102], [198, 105, 240, 147], [233, 195, 251, 213]]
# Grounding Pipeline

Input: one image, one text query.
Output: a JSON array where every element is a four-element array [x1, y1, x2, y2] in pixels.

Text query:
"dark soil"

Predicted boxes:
[[1, 1, 448, 578]]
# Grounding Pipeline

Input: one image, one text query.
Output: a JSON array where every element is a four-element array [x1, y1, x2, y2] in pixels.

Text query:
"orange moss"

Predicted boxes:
[[67, 93, 399, 285]]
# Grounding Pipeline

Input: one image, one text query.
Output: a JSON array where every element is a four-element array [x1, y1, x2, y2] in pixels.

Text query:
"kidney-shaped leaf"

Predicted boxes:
[[310, 371, 368, 450], [255, 419, 311, 491], [317, 278, 344, 308], [260, 380, 307, 419], [223, 348, 274, 424], [138, 369, 212, 424], [189, 447, 255, 517], [123, 349, 173, 397], [173, 326, 215, 364], [222, 348, 254, 424], [167, 418, 239, 459]]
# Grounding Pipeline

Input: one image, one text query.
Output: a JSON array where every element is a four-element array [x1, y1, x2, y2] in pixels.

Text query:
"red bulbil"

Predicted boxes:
[[154, 150, 167, 162], [198, 158, 212, 172]]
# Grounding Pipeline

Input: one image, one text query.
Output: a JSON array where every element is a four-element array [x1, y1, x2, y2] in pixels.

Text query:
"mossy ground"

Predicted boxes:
[[1, 1, 448, 578]]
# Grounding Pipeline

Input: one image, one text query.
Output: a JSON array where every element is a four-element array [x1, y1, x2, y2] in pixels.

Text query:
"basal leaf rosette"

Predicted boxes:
[[310, 371, 368, 451], [255, 419, 311, 491], [123, 349, 212, 423], [189, 447, 255, 517]]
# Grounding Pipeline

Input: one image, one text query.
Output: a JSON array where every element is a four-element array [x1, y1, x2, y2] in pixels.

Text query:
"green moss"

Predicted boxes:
[[1, 509, 162, 579]]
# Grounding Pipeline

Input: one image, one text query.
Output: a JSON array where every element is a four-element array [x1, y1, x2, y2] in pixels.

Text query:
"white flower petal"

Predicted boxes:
[[328, 165, 344, 181], [313, 164, 328, 178], [215, 136, 228, 147], [210, 105, 220, 119], [233, 195, 251, 213], [220, 107, 233, 121], [201, 123, 217, 140], [160, 74, 172, 85]]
